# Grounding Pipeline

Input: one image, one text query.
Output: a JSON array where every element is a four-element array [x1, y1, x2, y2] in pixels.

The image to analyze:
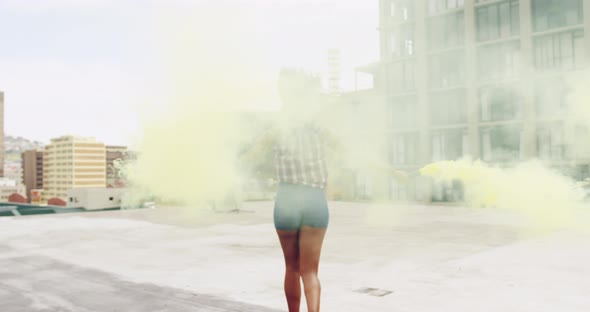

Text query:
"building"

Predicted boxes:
[[332, 88, 391, 200], [2, 162, 27, 202], [363, 0, 590, 200], [326, 49, 343, 96], [106, 145, 128, 187], [4, 162, 23, 185], [66, 188, 126, 210], [0, 92, 4, 177], [106, 146, 137, 188], [0, 178, 26, 202], [43, 136, 106, 202], [22, 149, 44, 202], [0, 166, 26, 203]]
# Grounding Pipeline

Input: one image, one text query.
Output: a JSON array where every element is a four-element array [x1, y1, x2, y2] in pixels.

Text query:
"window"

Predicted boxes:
[[428, 11, 465, 50], [481, 126, 523, 162], [431, 129, 468, 161], [535, 78, 571, 116], [533, 0, 584, 32], [478, 41, 521, 81], [391, 96, 417, 129], [429, 50, 465, 88], [388, 61, 415, 94], [428, 0, 465, 15], [537, 123, 568, 160], [391, 132, 419, 165], [429, 89, 467, 125], [480, 85, 521, 121], [476, 0, 520, 42], [389, 0, 414, 23], [534, 30, 585, 71], [390, 24, 415, 57]]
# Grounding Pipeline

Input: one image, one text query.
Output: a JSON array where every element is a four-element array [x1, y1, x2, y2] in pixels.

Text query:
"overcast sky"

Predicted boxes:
[[0, 0, 379, 145]]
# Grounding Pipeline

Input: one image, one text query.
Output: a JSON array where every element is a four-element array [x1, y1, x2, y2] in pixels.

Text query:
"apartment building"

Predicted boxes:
[[22, 149, 44, 202], [43, 136, 106, 202], [363, 0, 590, 200]]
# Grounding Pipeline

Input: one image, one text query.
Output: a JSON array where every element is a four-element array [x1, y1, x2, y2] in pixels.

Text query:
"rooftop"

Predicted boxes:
[[0, 202, 589, 311]]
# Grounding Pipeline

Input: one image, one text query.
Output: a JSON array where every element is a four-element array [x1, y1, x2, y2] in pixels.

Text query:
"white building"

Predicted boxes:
[[4, 162, 23, 184], [66, 188, 126, 210], [0, 178, 26, 202]]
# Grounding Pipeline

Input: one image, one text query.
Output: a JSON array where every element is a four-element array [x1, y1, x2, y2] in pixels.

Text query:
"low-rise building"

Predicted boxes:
[[66, 188, 127, 210], [0, 178, 26, 202]]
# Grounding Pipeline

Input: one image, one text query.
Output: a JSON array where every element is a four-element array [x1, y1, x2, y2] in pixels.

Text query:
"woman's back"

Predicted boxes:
[[274, 123, 328, 189]]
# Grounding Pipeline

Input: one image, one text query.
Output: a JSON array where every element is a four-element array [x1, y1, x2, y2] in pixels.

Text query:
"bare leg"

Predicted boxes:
[[276, 230, 301, 312], [299, 226, 327, 312]]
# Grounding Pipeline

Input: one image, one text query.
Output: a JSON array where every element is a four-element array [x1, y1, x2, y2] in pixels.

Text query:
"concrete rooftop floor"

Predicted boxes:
[[0, 201, 589, 311]]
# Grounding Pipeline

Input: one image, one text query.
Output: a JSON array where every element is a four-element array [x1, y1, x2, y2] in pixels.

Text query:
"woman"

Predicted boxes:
[[244, 70, 405, 311], [273, 128, 329, 312], [272, 69, 330, 312]]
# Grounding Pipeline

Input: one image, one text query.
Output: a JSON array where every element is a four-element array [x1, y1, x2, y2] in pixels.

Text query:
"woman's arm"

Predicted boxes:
[[320, 127, 408, 181], [238, 126, 277, 159], [366, 160, 409, 181]]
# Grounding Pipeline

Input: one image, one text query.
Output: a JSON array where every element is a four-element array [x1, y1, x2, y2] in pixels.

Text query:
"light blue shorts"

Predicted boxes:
[[274, 182, 329, 231]]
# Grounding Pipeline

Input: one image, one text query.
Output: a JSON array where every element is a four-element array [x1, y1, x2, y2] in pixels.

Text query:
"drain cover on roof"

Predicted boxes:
[[354, 287, 393, 297]]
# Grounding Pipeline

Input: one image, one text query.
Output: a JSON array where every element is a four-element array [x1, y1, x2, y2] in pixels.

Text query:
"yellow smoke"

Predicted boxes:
[[420, 159, 586, 228], [418, 72, 590, 229], [120, 4, 394, 208], [124, 5, 279, 207]]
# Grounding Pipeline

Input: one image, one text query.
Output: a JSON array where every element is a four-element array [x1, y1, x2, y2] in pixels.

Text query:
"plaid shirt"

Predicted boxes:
[[274, 123, 328, 189]]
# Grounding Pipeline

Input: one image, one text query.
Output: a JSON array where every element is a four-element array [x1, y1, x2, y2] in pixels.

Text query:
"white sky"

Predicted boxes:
[[0, 0, 379, 145]]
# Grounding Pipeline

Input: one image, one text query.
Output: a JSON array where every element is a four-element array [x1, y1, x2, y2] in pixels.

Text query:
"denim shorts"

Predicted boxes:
[[274, 182, 329, 231]]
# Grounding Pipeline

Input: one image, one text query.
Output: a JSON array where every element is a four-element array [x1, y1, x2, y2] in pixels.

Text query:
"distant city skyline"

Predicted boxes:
[[0, 0, 379, 145]]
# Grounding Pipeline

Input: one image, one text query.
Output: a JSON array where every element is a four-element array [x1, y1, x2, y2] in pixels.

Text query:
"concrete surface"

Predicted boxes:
[[0, 202, 589, 311], [0, 251, 280, 312]]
